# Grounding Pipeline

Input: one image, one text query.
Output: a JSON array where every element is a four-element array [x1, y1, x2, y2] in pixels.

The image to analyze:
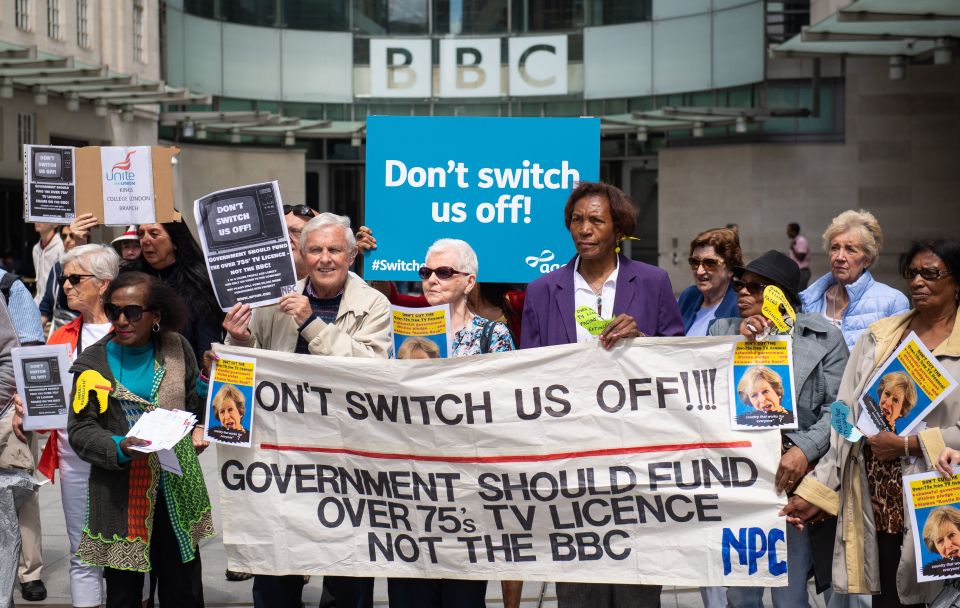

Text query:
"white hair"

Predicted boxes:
[[299, 213, 357, 255], [425, 238, 478, 276], [60, 244, 120, 281]]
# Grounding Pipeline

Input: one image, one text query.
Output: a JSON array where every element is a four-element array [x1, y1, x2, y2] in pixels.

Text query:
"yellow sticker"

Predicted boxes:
[[762, 286, 796, 334], [72, 369, 112, 414], [575, 305, 612, 336]]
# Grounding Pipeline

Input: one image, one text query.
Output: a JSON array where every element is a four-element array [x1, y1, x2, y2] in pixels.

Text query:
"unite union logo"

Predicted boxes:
[[526, 249, 559, 273], [105, 150, 137, 182]]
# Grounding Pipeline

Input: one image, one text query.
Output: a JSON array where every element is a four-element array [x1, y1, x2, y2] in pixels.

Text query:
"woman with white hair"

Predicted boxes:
[[388, 238, 513, 608], [37, 244, 119, 608], [801, 209, 910, 349]]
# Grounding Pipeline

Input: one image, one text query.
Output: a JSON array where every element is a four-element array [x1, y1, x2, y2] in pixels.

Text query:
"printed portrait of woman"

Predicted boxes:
[[397, 337, 441, 360], [735, 366, 792, 426], [876, 371, 918, 431]]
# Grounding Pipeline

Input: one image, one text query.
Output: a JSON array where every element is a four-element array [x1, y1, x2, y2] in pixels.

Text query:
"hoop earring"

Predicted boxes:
[[152, 321, 161, 333]]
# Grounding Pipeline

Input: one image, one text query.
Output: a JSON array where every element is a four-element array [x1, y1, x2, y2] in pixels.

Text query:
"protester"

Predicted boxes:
[[31, 222, 63, 305], [801, 210, 910, 349], [783, 239, 960, 606], [788, 222, 812, 289], [387, 238, 513, 608], [710, 249, 849, 606], [32, 244, 119, 608], [125, 222, 224, 364], [0, 268, 43, 346], [0, 294, 39, 608], [283, 204, 317, 280], [356, 226, 526, 341], [223, 212, 390, 608], [677, 227, 741, 336], [66, 271, 213, 607], [40, 216, 98, 333], [111, 226, 141, 261], [521, 181, 682, 608]]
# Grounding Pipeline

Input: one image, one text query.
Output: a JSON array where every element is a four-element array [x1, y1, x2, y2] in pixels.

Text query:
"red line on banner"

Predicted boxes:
[[257, 441, 753, 464]]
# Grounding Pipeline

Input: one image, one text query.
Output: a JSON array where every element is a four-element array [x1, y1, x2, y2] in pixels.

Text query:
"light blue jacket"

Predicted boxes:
[[801, 270, 910, 350]]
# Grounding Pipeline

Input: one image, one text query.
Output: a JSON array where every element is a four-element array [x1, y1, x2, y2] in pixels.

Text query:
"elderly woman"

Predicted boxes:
[[33, 244, 119, 608], [388, 238, 513, 608], [678, 228, 742, 336], [784, 239, 960, 607], [708, 249, 849, 607], [68, 272, 213, 607], [801, 210, 910, 349], [521, 181, 683, 608]]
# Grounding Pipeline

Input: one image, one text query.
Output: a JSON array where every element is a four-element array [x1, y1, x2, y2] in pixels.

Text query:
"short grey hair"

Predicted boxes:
[[822, 209, 883, 266], [60, 244, 120, 281], [425, 238, 478, 276], [299, 213, 357, 255]]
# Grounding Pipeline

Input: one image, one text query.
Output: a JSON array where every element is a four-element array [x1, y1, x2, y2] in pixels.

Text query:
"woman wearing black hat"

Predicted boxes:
[[709, 249, 849, 607]]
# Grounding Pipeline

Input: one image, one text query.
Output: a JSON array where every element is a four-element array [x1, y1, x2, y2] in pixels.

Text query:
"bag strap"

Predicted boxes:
[[479, 320, 497, 354]]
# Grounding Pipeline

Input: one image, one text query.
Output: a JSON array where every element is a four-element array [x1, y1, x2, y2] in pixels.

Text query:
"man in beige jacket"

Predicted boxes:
[[223, 212, 391, 608]]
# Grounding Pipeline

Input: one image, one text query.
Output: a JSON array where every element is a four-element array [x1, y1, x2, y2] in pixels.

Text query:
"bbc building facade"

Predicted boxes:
[[1, 0, 958, 290]]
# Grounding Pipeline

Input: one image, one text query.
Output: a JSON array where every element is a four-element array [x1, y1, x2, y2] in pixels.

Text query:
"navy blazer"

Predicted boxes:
[[520, 254, 684, 348], [677, 284, 739, 333]]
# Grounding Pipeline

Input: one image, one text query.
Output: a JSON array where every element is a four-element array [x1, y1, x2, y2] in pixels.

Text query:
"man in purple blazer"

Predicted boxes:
[[519, 181, 683, 608]]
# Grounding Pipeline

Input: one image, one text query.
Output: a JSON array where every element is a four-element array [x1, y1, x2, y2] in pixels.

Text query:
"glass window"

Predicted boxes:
[[587, 0, 650, 26], [283, 0, 348, 30], [16, 0, 30, 31], [133, 0, 145, 62], [76, 0, 89, 47], [512, 0, 584, 32], [433, 0, 507, 34], [222, 0, 278, 26], [184, 0, 215, 18], [354, 0, 429, 34], [47, 0, 61, 39]]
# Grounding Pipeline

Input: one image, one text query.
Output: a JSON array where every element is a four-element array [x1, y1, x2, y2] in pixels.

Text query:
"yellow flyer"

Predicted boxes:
[[856, 331, 957, 436], [391, 304, 452, 359], [204, 354, 256, 447], [729, 336, 798, 430], [905, 468, 960, 582]]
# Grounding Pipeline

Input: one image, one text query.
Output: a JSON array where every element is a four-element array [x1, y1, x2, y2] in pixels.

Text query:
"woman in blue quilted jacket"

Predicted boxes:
[[801, 209, 910, 350]]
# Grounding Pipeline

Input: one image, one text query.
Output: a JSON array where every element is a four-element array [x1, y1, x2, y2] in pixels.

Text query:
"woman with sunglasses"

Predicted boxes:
[[387, 239, 513, 608], [677, 227, 742, 337], [784, 239, 960, 607], [68, 271, 213, 608], [125, 222, 224, 365], [708, 249, 849, 607], [32, 244, 119, 608], [801, 209, 910, 350]]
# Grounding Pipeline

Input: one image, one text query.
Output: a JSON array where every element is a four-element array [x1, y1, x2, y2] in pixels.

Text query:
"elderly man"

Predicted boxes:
[[283, 204, 317, 280], [223, 212, 391, 608]]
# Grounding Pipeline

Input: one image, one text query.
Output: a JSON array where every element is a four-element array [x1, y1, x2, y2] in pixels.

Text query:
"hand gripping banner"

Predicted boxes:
[[215, 336, 788, 587]]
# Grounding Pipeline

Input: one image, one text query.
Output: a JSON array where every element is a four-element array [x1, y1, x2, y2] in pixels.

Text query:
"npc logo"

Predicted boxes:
[[526, 250, 560, 274]]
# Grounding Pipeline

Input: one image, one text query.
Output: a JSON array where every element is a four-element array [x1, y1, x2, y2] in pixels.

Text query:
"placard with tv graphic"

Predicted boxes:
[[12, 344, 71, 431], [363, 116, 599, 283], [194, 181, 298, 310], [23, 145, 77, 223]]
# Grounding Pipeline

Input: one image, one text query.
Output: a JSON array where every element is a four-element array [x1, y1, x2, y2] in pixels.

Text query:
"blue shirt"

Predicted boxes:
[[0, 269, 44, 344]]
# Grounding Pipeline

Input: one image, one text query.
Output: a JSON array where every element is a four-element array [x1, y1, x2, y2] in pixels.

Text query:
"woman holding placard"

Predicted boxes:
[[784, 239, 960, 607], [67, 272, 213, 608]]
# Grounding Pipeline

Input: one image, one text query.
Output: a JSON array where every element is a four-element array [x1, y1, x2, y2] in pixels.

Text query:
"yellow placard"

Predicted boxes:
[[72, 369, 111, 414], [392, 309, 447, 337], [575, 305, 612, 336], [761, 286, 796, 333], [733, 339, 790, 366], [212, 357, 255, 387], [909, 475, 960, 510]]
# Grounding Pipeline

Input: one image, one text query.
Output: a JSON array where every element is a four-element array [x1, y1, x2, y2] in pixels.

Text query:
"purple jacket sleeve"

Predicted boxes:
[[656, 272, 685, 337], [520, 280, 544, 349]]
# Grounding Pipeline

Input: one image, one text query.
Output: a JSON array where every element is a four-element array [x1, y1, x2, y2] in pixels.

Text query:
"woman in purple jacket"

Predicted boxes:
[[519, 181, 683, 608]]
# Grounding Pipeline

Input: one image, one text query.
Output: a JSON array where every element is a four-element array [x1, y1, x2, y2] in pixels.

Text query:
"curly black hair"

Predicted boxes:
[[103, 271, 188, 333]]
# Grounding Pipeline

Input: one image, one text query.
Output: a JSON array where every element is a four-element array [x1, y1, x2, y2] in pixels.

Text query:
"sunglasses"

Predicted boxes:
[[60, 274, 96, 286], [689, 257, 723, 271], [418, 266, 469, 281], [283, 204, 316, 219], [903, 267, 952, 281], [732, 278, 770, 295], [104, 303, 155, 323]]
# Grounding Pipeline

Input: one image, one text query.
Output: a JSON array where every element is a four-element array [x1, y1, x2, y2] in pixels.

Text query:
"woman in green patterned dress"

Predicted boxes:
[[68, 271, 214, 608]]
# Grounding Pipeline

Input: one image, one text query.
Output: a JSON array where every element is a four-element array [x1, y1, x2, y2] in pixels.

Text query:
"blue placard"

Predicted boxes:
[[363, 116, 600, 283]]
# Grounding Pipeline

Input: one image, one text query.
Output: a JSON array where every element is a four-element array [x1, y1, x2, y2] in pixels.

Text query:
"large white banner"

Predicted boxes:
[[216, 337, 788, 587]]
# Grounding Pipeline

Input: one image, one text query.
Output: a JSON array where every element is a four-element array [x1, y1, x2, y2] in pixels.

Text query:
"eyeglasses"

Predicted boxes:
[[283, 204, 316, 219], [103, 303, 155, 323], [732, 278, 770, 295], [689, 257, 723, 271], [903, 267, 952, 281], [60, 274, 96, 286], [418, 266, 469, 281]]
